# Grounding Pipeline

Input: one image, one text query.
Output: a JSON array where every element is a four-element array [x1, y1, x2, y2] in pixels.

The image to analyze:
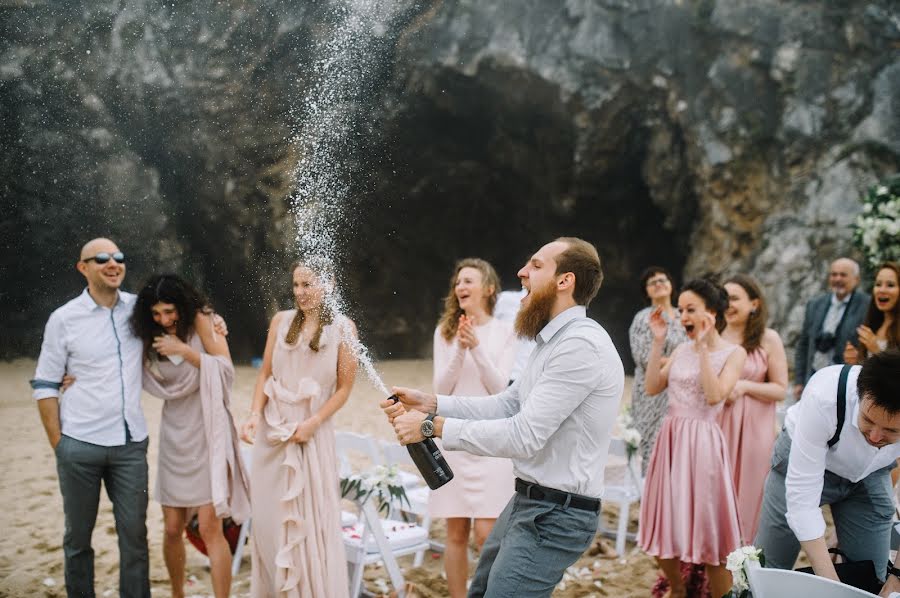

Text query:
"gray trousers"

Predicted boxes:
[[754, 430, 894, 580], [55, 435, 150, 598], [468, 492, 600, 597]]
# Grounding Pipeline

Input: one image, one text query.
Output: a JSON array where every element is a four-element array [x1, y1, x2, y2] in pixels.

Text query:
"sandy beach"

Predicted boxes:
[[0, 358, 661, 597]]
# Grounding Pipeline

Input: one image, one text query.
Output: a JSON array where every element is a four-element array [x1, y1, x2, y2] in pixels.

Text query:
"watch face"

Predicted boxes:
[[421, 419, 435, 438]]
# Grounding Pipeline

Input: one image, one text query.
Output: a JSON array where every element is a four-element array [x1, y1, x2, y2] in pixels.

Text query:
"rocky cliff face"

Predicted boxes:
[[2, 0, 898, 369]]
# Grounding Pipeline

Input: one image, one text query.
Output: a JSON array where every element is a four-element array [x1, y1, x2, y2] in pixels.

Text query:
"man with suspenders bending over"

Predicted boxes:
[[756, 349, 900, 594]]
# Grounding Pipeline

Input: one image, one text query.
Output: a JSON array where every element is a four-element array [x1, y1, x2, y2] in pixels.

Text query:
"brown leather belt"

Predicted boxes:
[[515, 478, 601, 512]]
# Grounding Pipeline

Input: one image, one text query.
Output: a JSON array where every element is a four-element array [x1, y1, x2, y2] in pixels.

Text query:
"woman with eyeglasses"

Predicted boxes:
[[718, 274, 788, 544], [131, 274, 249, 598], [239, 260, 356, 598], [628, 267, 687, 474]]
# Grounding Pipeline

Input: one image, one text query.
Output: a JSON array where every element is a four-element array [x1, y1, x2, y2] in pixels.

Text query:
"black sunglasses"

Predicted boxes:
[[83, 251, 125, 265]]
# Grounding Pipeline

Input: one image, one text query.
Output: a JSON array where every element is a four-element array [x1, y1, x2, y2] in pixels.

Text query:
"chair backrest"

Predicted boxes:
[[381, 440, 414, 467], [603, 437, 643, 497], [745, 561, 874, 597], [335, 431, 383, 477]]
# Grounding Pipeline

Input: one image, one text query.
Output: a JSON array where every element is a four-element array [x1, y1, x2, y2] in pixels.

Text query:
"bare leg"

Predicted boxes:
[[444, 518, 472, 598], [162, 506, 187, 598], [472, 518, 496, 552], [197, 504, 232, 598], [657, 558, 687, 598], [705, 564, 732, 598]]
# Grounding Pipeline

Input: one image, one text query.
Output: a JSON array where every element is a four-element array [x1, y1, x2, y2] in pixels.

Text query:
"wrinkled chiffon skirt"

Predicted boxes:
[[638, 411, 742, 566]]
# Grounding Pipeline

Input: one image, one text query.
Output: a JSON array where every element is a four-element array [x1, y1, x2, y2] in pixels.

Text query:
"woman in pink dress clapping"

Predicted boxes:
[[719, 274, 788, 543], [430, 258, 518, 598], [638, 278, 746, 598]]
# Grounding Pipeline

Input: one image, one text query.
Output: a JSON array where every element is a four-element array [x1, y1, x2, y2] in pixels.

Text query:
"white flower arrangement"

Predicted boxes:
[[725, 545, 764, 597], [853, 176, 900, 268], [616, 408, 642, 459], [340, 464, 409, 515]]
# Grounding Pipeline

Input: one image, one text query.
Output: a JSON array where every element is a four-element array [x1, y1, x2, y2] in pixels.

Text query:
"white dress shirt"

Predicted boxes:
[[438, 306, 625, 498], [31, 289, 147, 446], [493, 289, 536, 382], [784, 365, 900, 541]]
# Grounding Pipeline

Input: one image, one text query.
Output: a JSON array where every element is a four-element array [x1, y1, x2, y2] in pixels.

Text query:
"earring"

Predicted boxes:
[[750, 309, 757, 315]]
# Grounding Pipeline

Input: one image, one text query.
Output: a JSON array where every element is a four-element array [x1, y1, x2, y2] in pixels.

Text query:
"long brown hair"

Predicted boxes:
[[724, 274, 768, 353], [438, 258, 501, 342], [285, 261, 334, 352], [860, 262, 900, 360]]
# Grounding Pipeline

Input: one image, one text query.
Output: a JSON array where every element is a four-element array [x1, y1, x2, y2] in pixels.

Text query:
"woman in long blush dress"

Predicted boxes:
[[638, 279, 746, 598], [131, 274, 249, 598], [239, 261, 357, 598], [430, 258, 517, 598], [719, 274, 788, 543]]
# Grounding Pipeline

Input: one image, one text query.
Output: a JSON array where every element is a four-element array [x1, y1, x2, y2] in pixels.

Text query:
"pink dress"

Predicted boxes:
[[638, 342, 743, 566], [250, 312, 349, 598], [429, 318, 517, 518], [717, 347, 774, 543]]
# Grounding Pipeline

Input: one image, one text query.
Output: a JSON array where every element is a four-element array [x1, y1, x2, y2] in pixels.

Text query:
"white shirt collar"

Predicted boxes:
[[76, 287, 130, 311], [536, 305, 586, 344], [830, 291, 852, 308]]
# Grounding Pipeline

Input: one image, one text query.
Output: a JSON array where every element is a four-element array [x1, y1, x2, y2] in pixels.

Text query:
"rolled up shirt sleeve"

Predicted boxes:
[[442, 337, 603, 458], [785, 378, 838, 541], [438, 382, 520, 421], [31, 312, 67, 400]]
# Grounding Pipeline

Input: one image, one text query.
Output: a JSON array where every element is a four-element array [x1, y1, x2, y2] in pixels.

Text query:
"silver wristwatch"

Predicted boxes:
[[420, 413, 436, 439]]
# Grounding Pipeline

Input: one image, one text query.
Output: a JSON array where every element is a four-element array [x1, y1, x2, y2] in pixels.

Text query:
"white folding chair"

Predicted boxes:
[[380, 441, 442, 566], [335, 431, 384, 477], [343, 497, 430, 598], [744, 560, 874, 597], [231, 445, 253, 576], [598, 437, 643, 556]]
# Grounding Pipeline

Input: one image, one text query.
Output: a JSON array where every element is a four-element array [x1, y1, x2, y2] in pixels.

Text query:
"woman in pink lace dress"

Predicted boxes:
[[240, 262, 357, 598], [430, 258, 517, 598], [638, 279, 747, 598], [719, 274, 788, 543]]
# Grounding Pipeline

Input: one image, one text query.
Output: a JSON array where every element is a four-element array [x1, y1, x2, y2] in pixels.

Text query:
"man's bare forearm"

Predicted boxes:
[[37, 397, 62, 448], [800, 537, 839, 581]]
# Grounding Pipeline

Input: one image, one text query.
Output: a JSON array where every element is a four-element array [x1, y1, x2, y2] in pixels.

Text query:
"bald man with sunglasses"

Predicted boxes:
[[32, 238, 149, 597]]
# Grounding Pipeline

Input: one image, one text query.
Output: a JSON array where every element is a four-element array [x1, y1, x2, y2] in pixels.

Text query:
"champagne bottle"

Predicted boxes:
[[388, 395, 454, 490]]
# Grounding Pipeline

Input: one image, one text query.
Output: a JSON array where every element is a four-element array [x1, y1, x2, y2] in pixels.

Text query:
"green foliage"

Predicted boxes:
[[340, 465, 410, 516]]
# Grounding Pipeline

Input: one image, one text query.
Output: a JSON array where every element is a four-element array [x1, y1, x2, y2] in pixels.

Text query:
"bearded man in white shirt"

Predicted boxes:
[[382, 237, 625, 597], [755, 349, 900, 596]]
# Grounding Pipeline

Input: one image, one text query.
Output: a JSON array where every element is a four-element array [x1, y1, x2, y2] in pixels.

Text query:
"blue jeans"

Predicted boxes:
[[754, 430, 894, 580], [55, 435, 150, 598], [468, 492, 600, 597]]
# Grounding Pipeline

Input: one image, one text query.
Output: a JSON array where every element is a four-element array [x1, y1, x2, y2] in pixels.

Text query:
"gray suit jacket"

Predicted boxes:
[[794, 289, 870, 386]]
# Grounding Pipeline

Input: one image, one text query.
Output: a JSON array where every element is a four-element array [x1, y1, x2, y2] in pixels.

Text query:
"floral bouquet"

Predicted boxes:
[[340, 464, 409, 516], [617, 408, 642, 460], [724, 545, 765, 597], [853, 175, 900, 269]]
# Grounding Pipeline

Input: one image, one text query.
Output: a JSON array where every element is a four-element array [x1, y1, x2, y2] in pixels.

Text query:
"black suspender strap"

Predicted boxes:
[[827, 365, 853, 448]]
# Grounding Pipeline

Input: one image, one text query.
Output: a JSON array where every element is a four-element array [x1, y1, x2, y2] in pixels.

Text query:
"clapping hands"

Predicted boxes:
[[457, 314, 479, 349]]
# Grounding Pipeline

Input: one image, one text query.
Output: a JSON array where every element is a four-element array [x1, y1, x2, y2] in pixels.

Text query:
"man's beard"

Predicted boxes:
[[515, 281, 557, 339]]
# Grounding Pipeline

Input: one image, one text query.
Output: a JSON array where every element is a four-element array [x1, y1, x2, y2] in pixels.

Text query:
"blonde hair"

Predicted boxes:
[[284, 261, 334, 351], [437, 258, 501, 342]]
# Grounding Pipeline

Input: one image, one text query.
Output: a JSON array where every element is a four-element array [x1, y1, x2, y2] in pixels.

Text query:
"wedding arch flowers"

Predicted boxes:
[[853, 175, 900, 269]]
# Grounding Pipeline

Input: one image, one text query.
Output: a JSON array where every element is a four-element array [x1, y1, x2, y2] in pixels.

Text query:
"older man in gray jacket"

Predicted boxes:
[[794, 258, 869, 399]]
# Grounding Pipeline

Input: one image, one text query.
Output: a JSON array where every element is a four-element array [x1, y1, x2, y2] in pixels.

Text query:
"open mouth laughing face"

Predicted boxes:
[[873, 267, 899, 313]]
